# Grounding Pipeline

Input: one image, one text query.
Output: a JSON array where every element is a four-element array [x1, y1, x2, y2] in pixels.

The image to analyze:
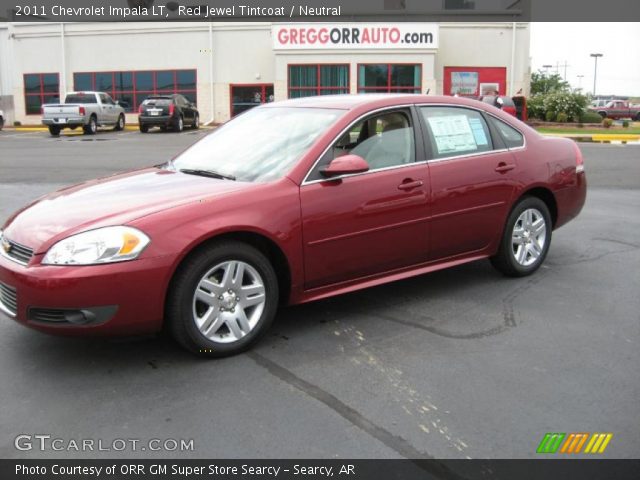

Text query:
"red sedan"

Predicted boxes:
[[0, 95, 586, 356]]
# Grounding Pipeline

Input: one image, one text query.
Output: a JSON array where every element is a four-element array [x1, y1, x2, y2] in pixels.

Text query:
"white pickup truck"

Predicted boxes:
[[42, 91, 126, 136]]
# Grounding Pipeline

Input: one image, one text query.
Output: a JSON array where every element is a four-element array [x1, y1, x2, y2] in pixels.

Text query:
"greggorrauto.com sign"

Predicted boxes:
[[273, 23, 439, 50]]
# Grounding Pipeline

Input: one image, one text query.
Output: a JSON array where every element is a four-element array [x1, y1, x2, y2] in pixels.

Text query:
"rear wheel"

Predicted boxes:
[[167, 241, 279, 357], [139, 124, 149, 133], [173, 115, 184, 132], [490, 197, 552, 277], [83, 116, 97, 135], [0, 116, 4, 131], [48, 125, 61, 136], [114, 114, 125, 131], [635, 112, 640, 121]]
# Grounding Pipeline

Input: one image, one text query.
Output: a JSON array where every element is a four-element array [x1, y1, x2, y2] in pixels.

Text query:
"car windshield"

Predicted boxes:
[[168, 106, 344, 182]]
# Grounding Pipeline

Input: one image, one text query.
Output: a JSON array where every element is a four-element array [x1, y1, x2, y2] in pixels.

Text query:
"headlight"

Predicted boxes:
[[42, 226, 150, 265]]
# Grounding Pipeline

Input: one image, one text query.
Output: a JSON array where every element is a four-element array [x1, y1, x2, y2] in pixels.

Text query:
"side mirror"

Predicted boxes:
[[114, 100, 120, 105], [321, 154, 369, 178]]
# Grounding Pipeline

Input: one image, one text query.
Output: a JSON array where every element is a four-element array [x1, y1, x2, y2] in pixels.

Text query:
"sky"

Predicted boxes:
[[530, 23, 640, 97]]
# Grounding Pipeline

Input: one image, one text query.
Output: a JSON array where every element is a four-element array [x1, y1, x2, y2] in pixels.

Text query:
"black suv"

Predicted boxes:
[[138, 94, 199, 133]]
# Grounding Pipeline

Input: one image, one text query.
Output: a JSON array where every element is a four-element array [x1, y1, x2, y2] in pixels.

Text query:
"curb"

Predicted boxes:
[[541, 133, 640, 142], [8, 125, 214, 133]]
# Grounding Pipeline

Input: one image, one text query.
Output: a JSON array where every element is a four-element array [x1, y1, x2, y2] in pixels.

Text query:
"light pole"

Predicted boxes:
[[577, 74, 584, 91], [590, 53, 603, 96]]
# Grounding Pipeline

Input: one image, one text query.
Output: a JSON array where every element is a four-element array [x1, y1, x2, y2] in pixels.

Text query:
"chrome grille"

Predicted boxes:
[[1, 237, 34, 265], [0, 282, 17, 317]]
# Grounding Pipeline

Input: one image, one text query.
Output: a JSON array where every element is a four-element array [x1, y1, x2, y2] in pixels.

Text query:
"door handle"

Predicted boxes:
[[495, 162, 516, 173], [398, 179, 423, 191]]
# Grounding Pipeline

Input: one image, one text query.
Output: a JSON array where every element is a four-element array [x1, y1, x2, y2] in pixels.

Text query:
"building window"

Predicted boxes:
[[24, 73, 60, 115], [358, 64, 421, 93], [288, 64, 349, 98], [231, 84, 274, 117], [73, 69, 197, 112]]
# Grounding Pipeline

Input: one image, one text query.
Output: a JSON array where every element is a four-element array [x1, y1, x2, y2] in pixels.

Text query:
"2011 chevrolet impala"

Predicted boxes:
[[0, 95, 586, 356]]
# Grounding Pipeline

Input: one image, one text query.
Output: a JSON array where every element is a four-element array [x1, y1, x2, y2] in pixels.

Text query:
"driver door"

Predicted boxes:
[[300, 108, 430, 290]]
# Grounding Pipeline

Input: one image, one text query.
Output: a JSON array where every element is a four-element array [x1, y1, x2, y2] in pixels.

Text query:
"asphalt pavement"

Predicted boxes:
[[0, 128, 638, 460]]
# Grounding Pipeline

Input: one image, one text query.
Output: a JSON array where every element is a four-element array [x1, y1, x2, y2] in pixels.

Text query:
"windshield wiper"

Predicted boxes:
[[179, 168, 236, 181]]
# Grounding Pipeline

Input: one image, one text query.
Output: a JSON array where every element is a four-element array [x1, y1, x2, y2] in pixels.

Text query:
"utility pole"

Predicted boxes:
[[590, 53, 603, 96]]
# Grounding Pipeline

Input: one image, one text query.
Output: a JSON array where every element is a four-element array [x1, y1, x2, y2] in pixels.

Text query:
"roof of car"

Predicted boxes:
[[264, 94, 494, 112]]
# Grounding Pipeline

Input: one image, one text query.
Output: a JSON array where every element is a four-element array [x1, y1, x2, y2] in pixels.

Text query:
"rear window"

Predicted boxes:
[[489, 117, 524, 148], [65, 94, 97, 104], [144, 98, 172, 106]]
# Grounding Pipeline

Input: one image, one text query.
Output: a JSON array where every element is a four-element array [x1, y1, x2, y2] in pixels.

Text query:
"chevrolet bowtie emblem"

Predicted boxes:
[[1, 238, 10, 254]]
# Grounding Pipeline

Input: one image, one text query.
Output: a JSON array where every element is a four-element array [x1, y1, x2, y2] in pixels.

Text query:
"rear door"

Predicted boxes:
[[418, 105, 518, 260]]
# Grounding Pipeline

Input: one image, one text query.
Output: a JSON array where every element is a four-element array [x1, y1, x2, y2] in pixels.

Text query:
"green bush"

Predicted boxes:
[[603, 118, 614, 128], [579, 110, 605, 123], [545, 110, 555, 122], [622, 120, 630, 128], [556, 112, 569, 123], [576, 123, 585, 128], [527, 95, 545, 120], [13, 121, 21, 126]]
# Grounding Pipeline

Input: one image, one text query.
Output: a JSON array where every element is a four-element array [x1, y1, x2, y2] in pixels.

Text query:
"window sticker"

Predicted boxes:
[[427, 115, 478, 155], [468, 117, 489, 146]]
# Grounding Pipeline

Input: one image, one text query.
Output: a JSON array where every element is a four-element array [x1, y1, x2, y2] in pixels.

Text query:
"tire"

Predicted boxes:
[[192, 113, 199, 129], [490, 196, 552, 277], [0, 117, 4, 131], [48, 125, 61, 136], [83, 115, 97, 135], [139, 124, 149, 133], [160, 126, 167, 132], [635, 112, 640, 121], [173, 115, 184, 132], [598, 111, 607, 119], [166, 241, 279, 357], [114, 114, 125, 131]]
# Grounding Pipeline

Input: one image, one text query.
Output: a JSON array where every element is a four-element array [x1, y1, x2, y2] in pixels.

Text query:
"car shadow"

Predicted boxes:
[[7, 259, 513, 373]]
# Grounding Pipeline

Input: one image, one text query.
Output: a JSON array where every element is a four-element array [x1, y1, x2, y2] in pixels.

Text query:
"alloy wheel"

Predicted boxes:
[[511, 208, 546, 266], [192, 260, 266, 343]]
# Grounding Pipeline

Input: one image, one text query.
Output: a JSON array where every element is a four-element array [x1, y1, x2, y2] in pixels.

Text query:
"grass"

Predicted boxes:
[[536, 125, 640, 135]]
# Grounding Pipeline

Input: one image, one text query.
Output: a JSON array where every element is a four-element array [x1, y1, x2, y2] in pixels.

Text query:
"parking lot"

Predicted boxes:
[[0, 128, 638, 460]]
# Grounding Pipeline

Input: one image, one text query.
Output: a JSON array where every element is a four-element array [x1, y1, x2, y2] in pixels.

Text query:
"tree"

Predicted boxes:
[[530, 71, 570, 95]]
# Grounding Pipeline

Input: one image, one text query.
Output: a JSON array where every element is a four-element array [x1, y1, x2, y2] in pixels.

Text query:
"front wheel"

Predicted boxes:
[[192, 113, 199, 129], [490, 197, 552, 277], [114, 114, 125, 131], [166, 242, 279, 357]]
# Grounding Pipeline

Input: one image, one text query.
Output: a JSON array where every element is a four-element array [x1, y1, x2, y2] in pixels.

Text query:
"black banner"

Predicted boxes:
[[3, 460, 640, 480], [1, 0, 640, 22]]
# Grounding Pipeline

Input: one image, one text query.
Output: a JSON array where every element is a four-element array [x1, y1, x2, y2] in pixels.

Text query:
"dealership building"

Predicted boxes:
[[0, 22, 530, 125]]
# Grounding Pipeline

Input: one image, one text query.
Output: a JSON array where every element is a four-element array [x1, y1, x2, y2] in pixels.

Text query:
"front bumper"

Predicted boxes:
[[0, 251, 178, 337]]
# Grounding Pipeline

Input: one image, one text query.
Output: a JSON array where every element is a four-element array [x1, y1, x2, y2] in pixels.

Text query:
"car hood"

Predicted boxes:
[[3, 168, 253, 254]]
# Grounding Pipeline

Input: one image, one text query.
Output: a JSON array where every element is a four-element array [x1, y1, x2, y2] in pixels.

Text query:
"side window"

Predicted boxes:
[[99, 93, 110, 104], [307, 110, 416, 181], [420, 107, 493, 159], [489, 117, 524, 149]]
